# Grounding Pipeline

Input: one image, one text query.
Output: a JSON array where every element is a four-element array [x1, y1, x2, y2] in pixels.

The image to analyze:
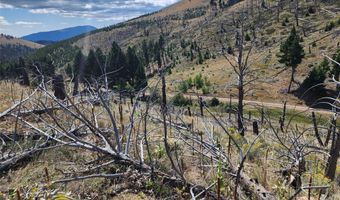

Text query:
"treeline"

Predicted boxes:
[[0, 40, 150, 95], [0, 55, 56, 81], [69, 42, 147, 94], [0, 44, 36, 64]]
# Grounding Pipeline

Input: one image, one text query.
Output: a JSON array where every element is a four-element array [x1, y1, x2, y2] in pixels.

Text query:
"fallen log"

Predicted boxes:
[[0, 140, 51, 172]]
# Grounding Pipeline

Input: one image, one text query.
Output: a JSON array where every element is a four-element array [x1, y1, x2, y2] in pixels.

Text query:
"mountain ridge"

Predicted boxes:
[[22, 25, 97, 44]]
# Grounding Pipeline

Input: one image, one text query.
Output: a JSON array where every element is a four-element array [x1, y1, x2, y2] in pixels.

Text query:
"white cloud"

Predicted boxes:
[[133, 0, 178, 7], [0, 16, 10, 25], [15, 21, 42, 25], [29, 8, 60, 14], [3, 0, 180, 22], [84, 4, 93, 9], [0, 3, 14, 9]]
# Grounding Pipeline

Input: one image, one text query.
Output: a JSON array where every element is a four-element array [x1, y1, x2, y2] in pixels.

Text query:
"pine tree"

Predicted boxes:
[[198, 50, 204, 64], [95, 48, 105, 76], [126, 46, 139, 86], [277, 26, 304, 93], [142, 40, 150, 66], [52, 74, 66, 100], [18, 57, 30, 86], [245, 33, 251, 41], [300, 58, 329, 92], [108, 42, 127, 87], [135, 62, 147, 90], [73, 50, 85, 95], [84, 49, 97, 82]]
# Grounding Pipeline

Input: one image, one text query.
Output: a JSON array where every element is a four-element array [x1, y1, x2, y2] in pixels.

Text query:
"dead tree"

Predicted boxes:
[[253, 121, 259, 135], [222, 11, 256, 136], [157, 34, 185, 181], [279, 101, 287, 132], [52, 74, 66, 100], [311, 111, 323, 146], [325, 131, 340, 180], [294, 0, 299, 26]]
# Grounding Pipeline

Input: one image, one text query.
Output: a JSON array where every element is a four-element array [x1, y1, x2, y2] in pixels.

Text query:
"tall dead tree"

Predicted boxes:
[[157, 33, 184, 180], [223, 11, 256, 136], [325, 129, 340, 180], [294, 0, 299, 26]]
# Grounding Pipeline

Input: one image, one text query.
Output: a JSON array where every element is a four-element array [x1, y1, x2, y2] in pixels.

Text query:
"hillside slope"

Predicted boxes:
[[18, 0, 340, 105], [73, 0, 340, 104], [0, 34, 43, 63]]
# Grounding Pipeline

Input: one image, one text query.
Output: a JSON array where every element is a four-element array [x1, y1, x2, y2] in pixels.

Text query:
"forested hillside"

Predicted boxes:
[[0, 34, 43, 64]]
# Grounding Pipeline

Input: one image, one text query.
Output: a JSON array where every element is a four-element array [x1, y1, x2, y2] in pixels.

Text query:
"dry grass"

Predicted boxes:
[[1, 0, 340, 199]]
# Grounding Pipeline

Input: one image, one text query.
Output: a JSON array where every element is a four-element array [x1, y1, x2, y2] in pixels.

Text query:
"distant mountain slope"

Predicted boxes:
[[19, 0, 340, 104], [22, 25, 96, 44], [0, 34, 43, 63]]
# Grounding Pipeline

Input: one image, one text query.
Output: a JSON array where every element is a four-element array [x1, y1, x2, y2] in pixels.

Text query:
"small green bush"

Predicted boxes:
[[178, 81, 189, 93], [209, 97, 220, 107], [194, 73, 204, 89], [202, 86, 210, 94], [325, 21, 335, 32], [172, 93, 192, 106], [245, 33, 251, 41]]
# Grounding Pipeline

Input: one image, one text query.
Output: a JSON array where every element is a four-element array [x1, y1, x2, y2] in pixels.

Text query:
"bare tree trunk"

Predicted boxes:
[[73, 77, 79, 96], [295, 0, 299, 26], [279, 101, 287, 132], [238, 77, 245, 136], [325, 132, 340, 180], [253, 121, 259, 135], [312, 112, 323, 146], [288, 67, 295, 93]]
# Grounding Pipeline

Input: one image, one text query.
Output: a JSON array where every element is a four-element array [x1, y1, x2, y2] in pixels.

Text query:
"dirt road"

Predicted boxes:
[[177, 93, 334, 115]]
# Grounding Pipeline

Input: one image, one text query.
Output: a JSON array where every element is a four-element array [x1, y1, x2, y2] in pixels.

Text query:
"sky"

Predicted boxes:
[[0, 0, 179, 37]]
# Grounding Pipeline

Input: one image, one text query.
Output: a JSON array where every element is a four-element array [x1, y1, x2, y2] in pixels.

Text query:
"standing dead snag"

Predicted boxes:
[[221, 9, 259, 136], [311, 112, 323, 146], [279, 101, 287, 132], [157, 34, 184, 181], [199, 97, 204, 117], [52, 74, 66, 100], [253, 121, 259, 135], [325, 114, 336, 146], [325, 131, 340, 181]]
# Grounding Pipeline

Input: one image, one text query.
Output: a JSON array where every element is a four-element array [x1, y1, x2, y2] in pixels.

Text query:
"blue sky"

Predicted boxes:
[[0, 0, 179, 37]]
